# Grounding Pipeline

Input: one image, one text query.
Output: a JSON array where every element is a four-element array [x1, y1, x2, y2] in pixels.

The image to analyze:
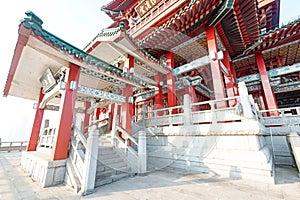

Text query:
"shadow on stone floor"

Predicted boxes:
[[274, 164, 300, 185]]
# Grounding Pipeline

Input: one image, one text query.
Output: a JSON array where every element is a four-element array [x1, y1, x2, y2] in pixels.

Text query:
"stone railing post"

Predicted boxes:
[[111, 104, 119, 145], [138, 131, 147, 175], [238, 82, 254, 119], [183, 94, 192, 125], [81, 125, 99, 195]]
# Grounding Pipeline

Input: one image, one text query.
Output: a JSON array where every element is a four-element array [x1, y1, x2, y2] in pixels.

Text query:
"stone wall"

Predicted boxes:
[[147, 134, 274, 183], [21, 151, 66, 187]]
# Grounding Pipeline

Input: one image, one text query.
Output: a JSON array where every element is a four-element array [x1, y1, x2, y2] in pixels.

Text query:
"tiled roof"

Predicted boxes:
[[22, 11, 151, 87]]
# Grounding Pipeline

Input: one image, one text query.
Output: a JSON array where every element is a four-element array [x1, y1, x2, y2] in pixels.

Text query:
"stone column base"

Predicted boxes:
[[21, 151, 66, 187]]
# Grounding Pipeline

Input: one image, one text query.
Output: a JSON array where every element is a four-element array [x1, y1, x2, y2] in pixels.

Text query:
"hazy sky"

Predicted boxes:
[[0, 0, 299, 141]]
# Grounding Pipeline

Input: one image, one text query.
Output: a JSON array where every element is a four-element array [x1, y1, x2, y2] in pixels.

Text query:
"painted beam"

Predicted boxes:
[[220, 61, 229, 76], [133, 72, 157, 85], [77, 85, 126, 103], [237, 62, 300, 83], [273, 81, 300, 93], [248, 81, 300, 94], [172, 56, 210, 76], [87, 100, 112, 114]]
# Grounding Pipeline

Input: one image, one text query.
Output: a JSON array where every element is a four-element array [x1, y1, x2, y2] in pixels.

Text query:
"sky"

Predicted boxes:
[[0, 0, 299, 141]]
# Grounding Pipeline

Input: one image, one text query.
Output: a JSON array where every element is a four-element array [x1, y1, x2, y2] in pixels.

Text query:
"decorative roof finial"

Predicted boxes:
[[22, 11, 43, 31]]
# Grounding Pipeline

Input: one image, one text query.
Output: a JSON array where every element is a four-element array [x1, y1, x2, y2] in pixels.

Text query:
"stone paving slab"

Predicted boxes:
[[1, 152, 300, 200]]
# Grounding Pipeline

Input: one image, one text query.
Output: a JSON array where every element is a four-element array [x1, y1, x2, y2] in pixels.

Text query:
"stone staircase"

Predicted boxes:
[[95, 133, 133, 187]]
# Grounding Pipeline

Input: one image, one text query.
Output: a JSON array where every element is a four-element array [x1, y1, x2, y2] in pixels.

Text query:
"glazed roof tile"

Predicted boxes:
[[22, 11, 150, 87]]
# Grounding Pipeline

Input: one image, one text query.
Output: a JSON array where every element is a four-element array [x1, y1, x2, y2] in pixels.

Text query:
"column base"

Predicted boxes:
[[21, 151, 66, 187]]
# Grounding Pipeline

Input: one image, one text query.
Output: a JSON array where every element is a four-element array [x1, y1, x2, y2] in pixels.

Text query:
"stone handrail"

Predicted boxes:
[[191, 96, 241, 109], [113, 125, 147, 174], [115, 125, 139, 155], [132, 105, 183, 122], [135, 95, 244, 128], [258, 107, 300, 127], [73, 126, 87, 149], [68, 120, 104, 195], [89, 118, 109, 130], [259, 106, 300, 117], [0, 141, 28, 152]]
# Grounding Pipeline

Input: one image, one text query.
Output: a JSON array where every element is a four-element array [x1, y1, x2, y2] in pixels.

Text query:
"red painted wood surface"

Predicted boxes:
[[51, 63, 80, 160], [27, 89, 45, 151], [166, 52, 177, 109], [256, 52, 278, 116], [206, 27, 226, 108]]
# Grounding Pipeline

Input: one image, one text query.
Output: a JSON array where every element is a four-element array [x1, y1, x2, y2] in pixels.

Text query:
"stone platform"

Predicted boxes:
[[1, 152, 300, 200]]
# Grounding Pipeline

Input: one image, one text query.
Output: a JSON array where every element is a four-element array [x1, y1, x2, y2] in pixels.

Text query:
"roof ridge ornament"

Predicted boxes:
[[22, 11, 43, 31]]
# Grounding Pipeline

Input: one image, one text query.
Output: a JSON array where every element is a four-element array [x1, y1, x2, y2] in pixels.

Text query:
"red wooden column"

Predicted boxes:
[[230, 62, 239, 96], [51, 63, 80, 160], [255, 52, 278, 116], [95, 107, 101, 120], [27, 88, 45, 151], [121, 55, 134, 134], [222, 51, 236, 106], [166, 52, 177, 110], [206, 27, 226, 108], [154, 73, 163, 112], [83, 101, 91, 133], [109, 104, 115, 130]]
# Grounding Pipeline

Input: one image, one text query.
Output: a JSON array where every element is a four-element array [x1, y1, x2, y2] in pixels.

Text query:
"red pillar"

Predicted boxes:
[[51, 63, 80, 160], [230, 62, 239, 96], [154, 74, 163, 110], [83, 101, 91, 133], [27, 88, 45, 151], [255, 52, 278, 116], [109, 104, 115, 130], [222, 51, 236, 106], [206, 27, 226, 108], [166, 52, 177, 110], [95, 107, 100, 120], [121, 55, 134, 134]]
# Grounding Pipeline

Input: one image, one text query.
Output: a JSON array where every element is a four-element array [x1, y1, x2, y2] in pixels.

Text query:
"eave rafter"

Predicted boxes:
[[138, 0, 223, 52]]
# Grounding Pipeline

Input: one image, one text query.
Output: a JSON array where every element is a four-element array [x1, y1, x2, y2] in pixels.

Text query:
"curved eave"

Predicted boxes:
[[3, 18, 149, 100], [138, 0, 223, 48], [85, 27, 171, 75], [219, 0, 260, 57], [254, 19, 300, 52]]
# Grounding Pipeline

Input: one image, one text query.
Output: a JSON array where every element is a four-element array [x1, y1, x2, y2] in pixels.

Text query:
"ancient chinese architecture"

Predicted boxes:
[[3, 0, 300, 195]]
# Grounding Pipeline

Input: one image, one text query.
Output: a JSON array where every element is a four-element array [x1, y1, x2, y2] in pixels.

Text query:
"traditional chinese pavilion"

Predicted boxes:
[[3, 0, 300, 195]]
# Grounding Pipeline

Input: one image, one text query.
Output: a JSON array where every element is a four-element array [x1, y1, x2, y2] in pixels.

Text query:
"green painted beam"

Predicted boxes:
[[237, 62, 300, 83]]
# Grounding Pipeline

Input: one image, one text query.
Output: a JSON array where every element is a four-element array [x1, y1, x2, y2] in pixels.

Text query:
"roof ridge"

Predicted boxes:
[[262, 17, 300, 36], [21, 11, 150, 87]]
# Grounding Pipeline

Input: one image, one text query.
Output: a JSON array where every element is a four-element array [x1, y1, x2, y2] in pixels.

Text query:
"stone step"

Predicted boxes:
[[103, 160, 127, 170], [95, 177, 113, 187], [99, 134, 112, 139], [98, 147, 114, 155], [95, 173, 130, 187], [99, 142, 113, 147], [96, 167, 130, 179], [98, 157, 124, 165], [98, 153, 120, 160]]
